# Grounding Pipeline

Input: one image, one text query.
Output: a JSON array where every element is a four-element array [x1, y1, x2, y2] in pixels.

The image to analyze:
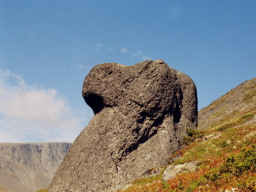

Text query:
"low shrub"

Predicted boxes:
[[206, 146, 256, 181], [183, 128, 204, 145]]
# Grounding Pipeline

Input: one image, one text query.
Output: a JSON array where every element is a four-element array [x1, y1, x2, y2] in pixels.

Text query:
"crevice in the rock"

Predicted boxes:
[[83, 93, 105, 114], [110, 152, 119, 173], [173, 89, 183, 124], [122, 113, 167, 157], [129, 99, 144, 108]]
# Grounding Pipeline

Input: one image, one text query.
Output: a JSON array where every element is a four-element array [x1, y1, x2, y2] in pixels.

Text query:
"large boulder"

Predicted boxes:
[[48, 60, 198, 192]]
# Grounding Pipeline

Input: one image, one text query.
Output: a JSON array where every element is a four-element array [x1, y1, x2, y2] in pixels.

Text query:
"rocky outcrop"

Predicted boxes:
[[162, 161, 200, 181], [49, 60, 198, 192], [0, 142, 71, 192]]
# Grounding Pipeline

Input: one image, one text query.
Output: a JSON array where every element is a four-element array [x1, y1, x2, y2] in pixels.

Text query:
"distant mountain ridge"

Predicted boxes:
[[0, 142, 71, 192]]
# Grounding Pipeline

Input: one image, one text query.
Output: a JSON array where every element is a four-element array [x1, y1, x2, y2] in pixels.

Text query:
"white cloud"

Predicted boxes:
[[94, 43, 103, 53], [131, 50, 143, 58], [75, 63, 85, 69], [130, 50, 151, 61], [106, 47, 115, 52], [0, 69, 85, 143], [96, 43, 103, 47], [120, 48, 128, 53], [143, 56, 152, 60]]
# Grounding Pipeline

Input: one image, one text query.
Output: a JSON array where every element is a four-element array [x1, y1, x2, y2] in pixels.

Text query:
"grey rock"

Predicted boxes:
[[49, 60, 198, 192], [162, 161, 200, 181]]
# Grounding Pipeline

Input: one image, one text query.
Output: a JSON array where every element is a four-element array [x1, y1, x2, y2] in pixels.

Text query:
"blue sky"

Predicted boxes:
[[0, 0, 255, 142]]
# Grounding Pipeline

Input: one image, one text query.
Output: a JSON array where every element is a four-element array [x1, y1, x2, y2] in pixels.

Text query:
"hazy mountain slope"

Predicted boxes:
[[199, 77, 256, 130], [117, 77, 256, 192], [0, 143, 71, 192]]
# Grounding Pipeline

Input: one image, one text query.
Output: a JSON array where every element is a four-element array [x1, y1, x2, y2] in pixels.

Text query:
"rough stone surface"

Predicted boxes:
[[162, 161, 200, 181], [48, 60, 198, 192]]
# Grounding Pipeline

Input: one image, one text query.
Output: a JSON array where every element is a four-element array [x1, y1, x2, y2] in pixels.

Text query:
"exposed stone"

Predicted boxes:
[[162, 161, 200, 181], [121, 183, 133, 191], [203, 133, 222, 141], [48, 60, 198, 192]]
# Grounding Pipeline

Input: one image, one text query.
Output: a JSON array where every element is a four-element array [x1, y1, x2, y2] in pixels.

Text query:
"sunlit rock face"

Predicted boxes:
[[49, 60, 198, 192]]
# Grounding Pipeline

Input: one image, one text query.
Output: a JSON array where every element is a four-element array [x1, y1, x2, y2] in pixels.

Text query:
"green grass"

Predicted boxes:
[[215, 111, 255, 131], [183, 128, 204, 145]]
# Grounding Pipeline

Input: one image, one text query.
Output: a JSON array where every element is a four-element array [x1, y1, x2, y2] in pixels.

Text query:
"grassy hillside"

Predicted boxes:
[[198, 78, 256, 130], [117, 78, 256, 192]]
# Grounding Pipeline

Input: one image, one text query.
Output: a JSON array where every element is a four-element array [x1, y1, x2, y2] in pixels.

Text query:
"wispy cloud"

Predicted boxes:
[[94, 43, 103, 53], [131, 50, 143, 58], [106, 47, 115, 52], [120, 48, 128, 53], [96, 43, 103, 47], [75, 38, 83, 42], [0, 70, 85, 143], [142, 56, 152, 60], [131, 50, 151, 61], [75, 63, 85, 69]]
